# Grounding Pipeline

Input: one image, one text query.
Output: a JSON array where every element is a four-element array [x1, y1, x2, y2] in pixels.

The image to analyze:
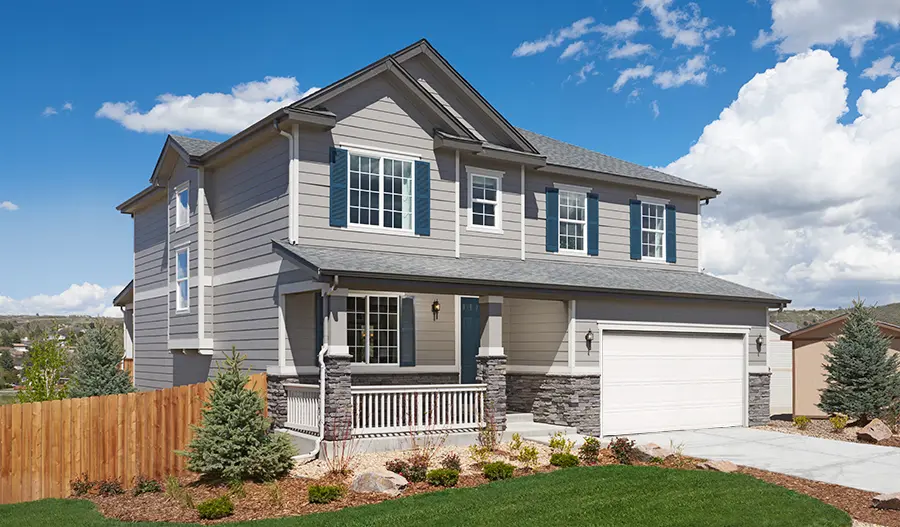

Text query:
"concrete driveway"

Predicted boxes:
[[626, 427, 900, 494]]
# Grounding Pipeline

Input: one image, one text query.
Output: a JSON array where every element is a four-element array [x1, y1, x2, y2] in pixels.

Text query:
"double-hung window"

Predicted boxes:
[[558, 190, 586, 252], [468, 169, 501, 231], [348, 153, 414, 231], [641, 202, 665, 259], [175, 183, 190, 229], [347, 295, 400, 364], [175, 247, 189, 311]]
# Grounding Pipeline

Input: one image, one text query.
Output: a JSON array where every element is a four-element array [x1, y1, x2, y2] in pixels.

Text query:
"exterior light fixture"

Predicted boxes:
[[432, 299, 441, 321], [755, 334, 764, 354], [585, 329, 594, 352]]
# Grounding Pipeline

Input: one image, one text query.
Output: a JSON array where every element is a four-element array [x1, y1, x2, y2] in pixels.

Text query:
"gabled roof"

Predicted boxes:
[[769, 321, 798, 335], [170, 135, 219, 157], [113, 281, 133, 307], [781, 313, 900, 340]]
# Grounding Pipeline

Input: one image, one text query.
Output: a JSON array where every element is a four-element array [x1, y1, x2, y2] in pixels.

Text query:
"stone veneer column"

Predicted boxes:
[[748, 371, 772, 427], [476, 296, 507, 431], [323, 292, 353, 441], [267, 375, 289, 428]]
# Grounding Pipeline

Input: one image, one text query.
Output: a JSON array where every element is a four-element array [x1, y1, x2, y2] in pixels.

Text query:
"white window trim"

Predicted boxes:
[[345, 149, 417, 234], [348, 293, 401, 365], [175, 182, 190, 231], [175, 247, 190, 313], [558, 189, 587, 255], [466, 166, 503, 234], [640, 198, 667, 262]]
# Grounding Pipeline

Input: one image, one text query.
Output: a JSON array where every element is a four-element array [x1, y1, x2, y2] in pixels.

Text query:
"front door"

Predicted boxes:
[[460, 298, 480, 384]]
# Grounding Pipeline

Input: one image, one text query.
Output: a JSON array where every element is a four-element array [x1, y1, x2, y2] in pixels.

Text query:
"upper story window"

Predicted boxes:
[[175, 247, 189, 311], [175, 183, 190, 229], [349, 153, 413, 231], [347, 295, 399, 365], [559, 190, 586, 252], [641, 202, 665, 260], [468, 169, 502, 232]]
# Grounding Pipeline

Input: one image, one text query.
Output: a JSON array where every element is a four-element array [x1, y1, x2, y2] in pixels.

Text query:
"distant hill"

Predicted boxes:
[[0, 315, 120, 347], [771, 302, 900, 329]]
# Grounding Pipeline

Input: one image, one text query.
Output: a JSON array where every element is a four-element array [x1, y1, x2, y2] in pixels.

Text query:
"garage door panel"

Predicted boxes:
[[604, 356, 743, 383], [604, 402, 744, 436]]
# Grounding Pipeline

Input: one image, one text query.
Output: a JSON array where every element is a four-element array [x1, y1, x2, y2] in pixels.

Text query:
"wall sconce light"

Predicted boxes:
[[585, 329, 594, 352], [432, 299, 441, 321], [755, 334, 764, 355]]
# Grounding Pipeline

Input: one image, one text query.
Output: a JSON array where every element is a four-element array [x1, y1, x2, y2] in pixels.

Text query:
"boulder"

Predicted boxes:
[[696, 460, 738, 473], [873, 492, 900, 510], [857, 419, 892, 443], [633, 443, 676, 463], [349, 469, 408, 497]]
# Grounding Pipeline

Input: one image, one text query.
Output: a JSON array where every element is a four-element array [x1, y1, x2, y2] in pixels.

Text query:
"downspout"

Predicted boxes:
[[274, 120, 295, 243], [308, 275, 339, 460]]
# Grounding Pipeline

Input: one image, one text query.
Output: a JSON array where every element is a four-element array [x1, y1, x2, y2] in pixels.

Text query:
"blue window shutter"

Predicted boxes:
[[399, 296, 416, 367], [587, 193, 599, 256], [329, 147, 348, 227], [629, 199, 642, 260], [545, 188, 559, 253], [414, 161, 431, 236], [665, 204, 677, 263]]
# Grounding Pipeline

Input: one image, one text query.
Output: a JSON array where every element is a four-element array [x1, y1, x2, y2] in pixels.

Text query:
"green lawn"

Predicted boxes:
[[0, 466, 851, 527], [0, 393, 17, 405]]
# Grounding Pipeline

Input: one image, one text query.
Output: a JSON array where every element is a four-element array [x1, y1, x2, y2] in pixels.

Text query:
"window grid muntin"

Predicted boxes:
[[348, 153, 414, 231], [175, 248, 189, 311], [471, 174, 499, 228], [347, 294, 400, 365], [558, 190, 586, 252], [641, 203, 665, 259]]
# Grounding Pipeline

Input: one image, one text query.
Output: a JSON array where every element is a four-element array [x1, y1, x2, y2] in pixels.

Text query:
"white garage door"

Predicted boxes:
[[602, 330, 745, 436]]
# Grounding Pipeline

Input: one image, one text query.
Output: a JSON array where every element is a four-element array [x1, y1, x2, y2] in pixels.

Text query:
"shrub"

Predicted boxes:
[[508, 433, 523, 453], [70, 473, 93, 496], [426, 468, 459, 487], [385, 458, 409, 474], [793, 415, 811, 430], [549, 452, 579, 468], [385, 455, 426, 482], [482, 461, 515, 481], [517, 445, 539, 470], [178, 349, 296, 482], [478, 409, 501, 451], [197, 495, 234, 520], [578, 436, 602, 465], [228, 479, 246, 498], [440, 452, 462, 472], [132, 476, 162, 496], [468, 444, 493, 466], [609, 437, 635, 465], [829, 413, 849, 431], [308, 485, 344, 504], [96, 479, 124, 496], [265, 481, 283, 507], [548, 431, 574, 455], [165, 475, 194, 509]]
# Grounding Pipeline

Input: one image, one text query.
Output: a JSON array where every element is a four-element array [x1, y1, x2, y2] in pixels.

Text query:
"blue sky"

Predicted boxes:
[[2, 0, 900, 314]]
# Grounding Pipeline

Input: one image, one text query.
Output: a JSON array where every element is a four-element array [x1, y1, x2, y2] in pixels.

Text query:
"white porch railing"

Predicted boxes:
[[351, 384, 486, 436], [284, 383, 320, 434]]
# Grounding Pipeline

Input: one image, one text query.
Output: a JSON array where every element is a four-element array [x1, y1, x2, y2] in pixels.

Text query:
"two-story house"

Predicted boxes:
[[114, 39, 788, 445]]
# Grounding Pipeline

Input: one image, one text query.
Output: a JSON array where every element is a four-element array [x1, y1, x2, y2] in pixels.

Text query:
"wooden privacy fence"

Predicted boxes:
[[0, 373, 266, 505]]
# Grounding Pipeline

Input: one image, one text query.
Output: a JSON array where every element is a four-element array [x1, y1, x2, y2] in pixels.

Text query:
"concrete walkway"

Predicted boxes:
[[625, 427, 900, 494]]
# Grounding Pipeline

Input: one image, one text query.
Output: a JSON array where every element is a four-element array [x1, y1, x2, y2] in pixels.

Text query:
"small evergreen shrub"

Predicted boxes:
[[548, 431, 574, 455], [609, 437, 635, 465], [517, 445, 539, 470], [426, 468, 459, 487], [550, 452, 579, 468], [483, 461, 515, 481], [467, 444, 492, 466], [197, 495, 234, 520], [308, 485, 344, 504], [829, 413, 849, 431], [508, 433, 523, 453], [793, 415, 811, 430], [70, 473, 93, 496], [578, 436, 602, 465], [97, 479, 124, 496], [132, 476, 162, 496], [440, 452, 462, 472]]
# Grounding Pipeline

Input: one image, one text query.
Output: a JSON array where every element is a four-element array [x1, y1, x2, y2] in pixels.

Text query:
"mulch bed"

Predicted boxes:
[[760, 419, 900, 447]]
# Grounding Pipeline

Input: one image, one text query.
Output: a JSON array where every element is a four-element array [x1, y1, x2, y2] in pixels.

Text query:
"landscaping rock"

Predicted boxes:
[[857, 419, 892, 443], [696, 460, 738, 473], [633, 443, 676, 462], [349, 469, 408, 496], [873, 492, 900, 510]]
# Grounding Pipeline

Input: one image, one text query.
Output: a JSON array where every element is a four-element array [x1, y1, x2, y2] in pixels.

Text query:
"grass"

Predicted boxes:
[[0, 466, 850, 527], [0, 393, 18, 405]]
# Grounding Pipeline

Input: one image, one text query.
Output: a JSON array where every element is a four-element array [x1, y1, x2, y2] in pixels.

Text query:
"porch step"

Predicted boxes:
[[506, 412, 535, 424]]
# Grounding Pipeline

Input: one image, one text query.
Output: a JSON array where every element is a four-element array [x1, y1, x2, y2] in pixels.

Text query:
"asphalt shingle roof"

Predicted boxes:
[[170, 135, 220, 157], [273, 241, 787, 304], [516, 128, 715, 192]]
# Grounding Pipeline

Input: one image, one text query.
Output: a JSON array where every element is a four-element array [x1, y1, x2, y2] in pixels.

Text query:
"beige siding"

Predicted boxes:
[[459, 155, 523, 260], [410, 293, 455, 366], [286, 292, 317, 367], [503, 298, 568, 369]]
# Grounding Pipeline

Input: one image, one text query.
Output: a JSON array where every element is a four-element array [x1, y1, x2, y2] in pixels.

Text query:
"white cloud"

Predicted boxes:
[[664, 49, 900, 307], [0, 283, 124, 317], [512, 17, 596, 57], [613, 64, 654, 92], [568, 62, 598, 84], [639, 0, 731, 48], [862, 56, 900, 79], [0, 201, 18, 211], [596, 18, 643, 40], [62, 102, 73, 111], [96, 77, 319, 135], [42, 107, 57, 117], [654, 54, 709, 88], [608, 41, 654, 59], [559, 41, 588, 60], [754, 0, 900, 58], [651, 100, 661, 118]]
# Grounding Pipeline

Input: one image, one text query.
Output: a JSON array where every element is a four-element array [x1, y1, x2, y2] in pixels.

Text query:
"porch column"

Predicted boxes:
[[477, 295, 507, 431], [323, 291, 353, 441]]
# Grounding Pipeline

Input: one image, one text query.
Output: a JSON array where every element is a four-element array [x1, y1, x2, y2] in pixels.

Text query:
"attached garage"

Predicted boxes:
[[600, 324, 748, 436]]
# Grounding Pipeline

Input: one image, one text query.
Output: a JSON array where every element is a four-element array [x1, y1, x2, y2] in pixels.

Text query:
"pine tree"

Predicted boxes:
[[18, 336, 69, 403], [178, 349, 296, 482], [818, 300, 900, 421], [0, 349, 13, 371], [68, 323, 134, 398]]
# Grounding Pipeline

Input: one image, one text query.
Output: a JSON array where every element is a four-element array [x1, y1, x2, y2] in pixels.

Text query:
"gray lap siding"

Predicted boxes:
[[133, 197, 171, 390]]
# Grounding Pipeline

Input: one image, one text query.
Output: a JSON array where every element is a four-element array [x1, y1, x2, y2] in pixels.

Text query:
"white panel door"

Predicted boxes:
[[768, 334, 793, 416], [602, 330, 745, 436]]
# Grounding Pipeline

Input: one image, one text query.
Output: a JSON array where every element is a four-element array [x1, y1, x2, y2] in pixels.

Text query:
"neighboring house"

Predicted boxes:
[[768, 321, 797, 416], [112, 39, 787, 441], [782, 314, 900, 418], [11, 342, 28, 356], [113, 282, 135, 379]]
